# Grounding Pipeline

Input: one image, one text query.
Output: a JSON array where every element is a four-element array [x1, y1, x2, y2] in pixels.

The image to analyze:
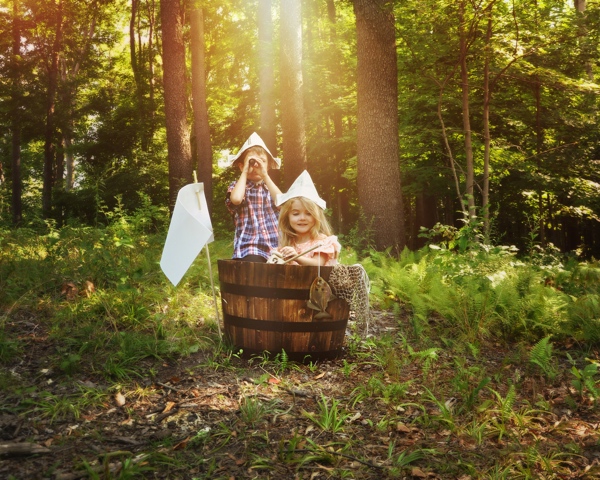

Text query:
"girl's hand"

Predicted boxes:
[[279, 246, 297, 261]]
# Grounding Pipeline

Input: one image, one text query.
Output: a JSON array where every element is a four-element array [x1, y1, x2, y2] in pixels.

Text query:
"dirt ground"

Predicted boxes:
[[1, 311, 599, 479]]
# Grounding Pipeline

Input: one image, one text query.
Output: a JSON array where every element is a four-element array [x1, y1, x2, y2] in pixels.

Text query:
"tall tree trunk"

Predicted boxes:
[[482, 10, 492, 239], [160, 0, 193, 210], [258, 0, 277, 156], [574, 0, 593, 81], [42, 0, 63, 219], [353, 0, 405, 252], [326, 0, 348, 234], [458, 0, 476, 222], [280, 0, 306, 188], [147, 0, 156, 139], [534, 78, 546, 246], [190, 4, 213, 212], [61, 10, 95, 192], [130, 0, 150, 151], [11, 0, 22, 225]]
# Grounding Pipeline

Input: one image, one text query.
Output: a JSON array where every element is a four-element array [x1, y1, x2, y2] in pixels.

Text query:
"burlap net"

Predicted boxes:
[[328, 264, 372, 336]]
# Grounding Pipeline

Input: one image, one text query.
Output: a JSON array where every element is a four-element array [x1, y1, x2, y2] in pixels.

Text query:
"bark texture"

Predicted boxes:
[[190, 5, 213, 211], [160, 0, 193, 210], [353, 0, 405, 251], [280, 0, 306, 188]]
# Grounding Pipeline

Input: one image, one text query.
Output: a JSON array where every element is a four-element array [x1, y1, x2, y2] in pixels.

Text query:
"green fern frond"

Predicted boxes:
[[529, 336, 557, 379], [502, 384, 516, 419]]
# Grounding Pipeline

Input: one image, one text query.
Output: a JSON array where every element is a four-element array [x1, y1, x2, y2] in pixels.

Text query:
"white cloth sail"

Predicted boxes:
[[160, 183, 214, 286]]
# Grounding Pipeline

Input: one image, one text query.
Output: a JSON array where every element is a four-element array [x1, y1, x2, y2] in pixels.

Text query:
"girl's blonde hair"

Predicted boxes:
[[279, 197, 333, 247]]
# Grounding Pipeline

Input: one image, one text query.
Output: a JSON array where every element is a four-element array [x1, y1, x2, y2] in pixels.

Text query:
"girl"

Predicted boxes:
[[274, 170, 341, 266]]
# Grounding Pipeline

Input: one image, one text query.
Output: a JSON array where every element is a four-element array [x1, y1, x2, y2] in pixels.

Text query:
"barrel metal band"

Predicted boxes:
[[220, 282, 310, 300], [224, 314, 346, 333]]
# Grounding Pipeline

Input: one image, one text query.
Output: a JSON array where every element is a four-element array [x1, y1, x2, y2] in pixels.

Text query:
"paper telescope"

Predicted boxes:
[[160, 183, 214, 286]]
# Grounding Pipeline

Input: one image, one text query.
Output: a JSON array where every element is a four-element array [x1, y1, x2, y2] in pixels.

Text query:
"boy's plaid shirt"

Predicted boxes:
[[226, 180, 279, 260]]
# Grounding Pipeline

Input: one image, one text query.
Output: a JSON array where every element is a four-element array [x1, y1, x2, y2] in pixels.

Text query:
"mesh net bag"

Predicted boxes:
[[328, 264, 372, 336]]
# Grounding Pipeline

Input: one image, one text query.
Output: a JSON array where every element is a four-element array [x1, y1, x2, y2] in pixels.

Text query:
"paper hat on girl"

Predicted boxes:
[[226, 132, 281, 169], [276, 170, 326, 210]]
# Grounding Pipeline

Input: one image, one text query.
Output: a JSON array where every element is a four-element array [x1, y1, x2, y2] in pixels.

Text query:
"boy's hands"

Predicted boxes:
[[244, 153, 269, 180]]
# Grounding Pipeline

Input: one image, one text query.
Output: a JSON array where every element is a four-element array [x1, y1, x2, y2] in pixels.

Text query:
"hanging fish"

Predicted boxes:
[[307, 276, 336, 319]]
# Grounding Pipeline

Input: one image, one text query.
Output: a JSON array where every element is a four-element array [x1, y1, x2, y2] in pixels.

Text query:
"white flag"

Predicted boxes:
[[160, 183, 214, 286]]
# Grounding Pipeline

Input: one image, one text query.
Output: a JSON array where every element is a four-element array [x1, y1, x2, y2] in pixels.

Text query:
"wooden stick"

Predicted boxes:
[[283, 243, 323, 264], [193, 171, 222, 338]]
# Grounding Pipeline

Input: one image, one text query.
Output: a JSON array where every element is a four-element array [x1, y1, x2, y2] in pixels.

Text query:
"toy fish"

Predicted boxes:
[[307, 276, 336, 319]]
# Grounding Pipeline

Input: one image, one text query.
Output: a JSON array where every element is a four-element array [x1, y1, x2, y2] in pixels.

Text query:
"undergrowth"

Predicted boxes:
[[1, 212, 600, 478]]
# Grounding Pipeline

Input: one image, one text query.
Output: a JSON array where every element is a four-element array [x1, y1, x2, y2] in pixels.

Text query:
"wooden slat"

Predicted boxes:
[[218, 261, 348, 360]]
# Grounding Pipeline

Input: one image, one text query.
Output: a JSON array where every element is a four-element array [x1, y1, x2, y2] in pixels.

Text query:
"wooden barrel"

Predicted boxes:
[[218, 260, 349, 361]]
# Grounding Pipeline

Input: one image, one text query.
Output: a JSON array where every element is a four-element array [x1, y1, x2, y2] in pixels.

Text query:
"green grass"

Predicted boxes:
[[1, 212, 600, 478]]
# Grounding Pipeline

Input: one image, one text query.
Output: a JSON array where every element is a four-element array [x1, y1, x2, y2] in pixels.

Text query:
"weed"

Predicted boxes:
[[28, 392, 82, 423], [0, 330, 21, 363], [304, 393, 349, 433], [568, 354, 600, 402], [239, 396, 268, 427], [388, 443, 437, 474]]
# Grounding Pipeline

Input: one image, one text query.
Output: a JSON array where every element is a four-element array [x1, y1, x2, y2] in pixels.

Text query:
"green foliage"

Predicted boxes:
[[304, 393, 349, 434], [528, 336, 558, 380], [568, 355, 600, 403]]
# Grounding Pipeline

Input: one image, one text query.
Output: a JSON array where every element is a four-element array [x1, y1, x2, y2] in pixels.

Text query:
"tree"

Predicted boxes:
[[280, 0, 306, 187], [10, 0, 22, 225], [160, 0, 193, 209], [42, 0, 63, 219], [353, 0, 405, 251], [190, 2, 214, 211], [257, 0, 277, 156]]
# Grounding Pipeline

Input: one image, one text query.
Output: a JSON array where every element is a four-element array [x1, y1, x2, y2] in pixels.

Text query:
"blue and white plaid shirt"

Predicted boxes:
[[226, 180, 279, 260]]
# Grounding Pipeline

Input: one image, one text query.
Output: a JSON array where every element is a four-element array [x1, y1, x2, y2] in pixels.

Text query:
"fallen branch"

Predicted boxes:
[[291, 449, 385, 469], [0, 442, 51, 456]]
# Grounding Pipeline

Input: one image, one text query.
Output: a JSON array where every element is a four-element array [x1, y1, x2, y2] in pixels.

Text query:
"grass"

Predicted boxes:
[[1, 214, 600, 478]]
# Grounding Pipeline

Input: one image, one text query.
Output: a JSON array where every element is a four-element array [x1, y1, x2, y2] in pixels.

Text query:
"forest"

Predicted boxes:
[[1, 0, 599, 254], [1, 0, 600, 479]]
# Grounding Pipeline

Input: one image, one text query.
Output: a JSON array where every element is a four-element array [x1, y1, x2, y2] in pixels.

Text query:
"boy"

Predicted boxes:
[[226, 132, 282, 262]]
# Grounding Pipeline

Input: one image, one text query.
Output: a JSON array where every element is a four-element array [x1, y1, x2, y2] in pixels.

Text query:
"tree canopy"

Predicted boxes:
[[0, 0, 598, 256]]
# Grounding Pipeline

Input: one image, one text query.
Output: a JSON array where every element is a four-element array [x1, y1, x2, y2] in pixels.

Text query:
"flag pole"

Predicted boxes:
[[193, 171, 222, 339]]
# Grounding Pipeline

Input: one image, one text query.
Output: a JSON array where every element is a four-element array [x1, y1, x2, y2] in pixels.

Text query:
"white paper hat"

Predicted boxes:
[[276, 170, 326, 210], [226, 132, 281, 169]]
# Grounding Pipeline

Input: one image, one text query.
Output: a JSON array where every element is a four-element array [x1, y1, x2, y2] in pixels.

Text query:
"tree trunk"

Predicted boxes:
[[147, 0, 156, 139], [161, 0, 193, 210], [280, 0, 306, 188], [42, 0, 63, 219], [482, 11, 492, 239], [353, 0, 405, 252], [190, 4, 213, 212], [458, 0, 476, 222], [258, 0, 277, 156], [534, 78, 546, 246], [11, 0, 22, 225]]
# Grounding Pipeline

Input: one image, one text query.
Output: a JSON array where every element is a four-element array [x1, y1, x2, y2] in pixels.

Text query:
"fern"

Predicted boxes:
[[529, 336, 557, 380], [489, 384, 516, 423]]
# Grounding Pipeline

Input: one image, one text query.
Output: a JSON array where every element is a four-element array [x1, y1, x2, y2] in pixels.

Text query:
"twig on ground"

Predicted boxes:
[[291, 449, 385, 469]]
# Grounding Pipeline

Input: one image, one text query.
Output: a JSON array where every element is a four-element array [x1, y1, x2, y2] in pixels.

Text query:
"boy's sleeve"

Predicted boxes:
[[225, 181, 243, 215]]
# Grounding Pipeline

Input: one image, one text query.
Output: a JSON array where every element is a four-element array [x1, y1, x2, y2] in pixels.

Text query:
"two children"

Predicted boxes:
[[226, 133, 339, 266]]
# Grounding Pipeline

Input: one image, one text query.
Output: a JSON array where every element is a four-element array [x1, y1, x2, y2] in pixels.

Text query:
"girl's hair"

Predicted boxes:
[[279, 197, 333, 247]]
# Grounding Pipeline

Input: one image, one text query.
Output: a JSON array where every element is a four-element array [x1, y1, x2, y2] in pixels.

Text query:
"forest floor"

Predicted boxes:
[[1, 309, 600, 480]]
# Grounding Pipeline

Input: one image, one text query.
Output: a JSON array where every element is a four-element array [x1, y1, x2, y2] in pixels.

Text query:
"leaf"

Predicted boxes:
[[114, 392, 126, 407], [412, 467, 428, 478], [396, 422, 411, 433], [314, 372, 326, 380]]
